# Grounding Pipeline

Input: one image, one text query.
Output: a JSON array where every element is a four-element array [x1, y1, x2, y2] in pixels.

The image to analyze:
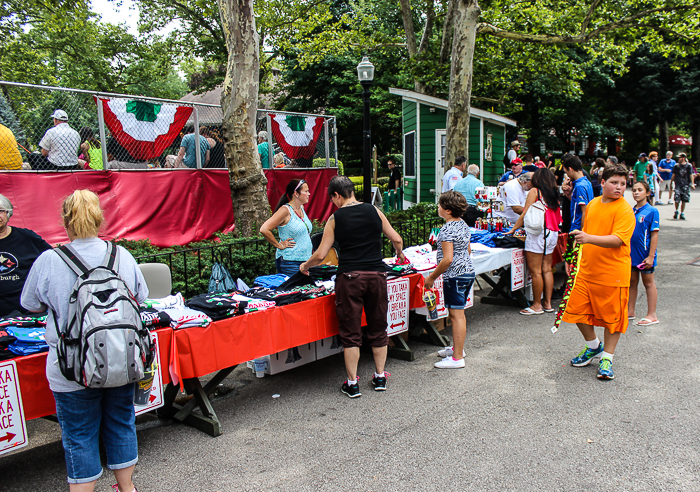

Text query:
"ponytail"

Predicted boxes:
[[274, 179, 303, 212]]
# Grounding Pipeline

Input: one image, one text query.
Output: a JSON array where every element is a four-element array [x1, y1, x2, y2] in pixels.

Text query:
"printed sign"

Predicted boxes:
[[0, 361, 28, 457], [511, 249, 526, 290], [134, 333, 164, 416], [386, 277, 410, 336], [432, 275, 449, 319], [466, 285, 474, 309]]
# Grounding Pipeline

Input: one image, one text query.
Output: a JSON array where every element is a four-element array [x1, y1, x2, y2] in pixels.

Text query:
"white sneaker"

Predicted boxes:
[[668, 199, 674, 205], [437, 346, 466, 358], [434, 356, 466, 369]]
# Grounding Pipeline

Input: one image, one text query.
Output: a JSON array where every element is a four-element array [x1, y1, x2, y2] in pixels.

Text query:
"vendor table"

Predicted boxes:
[[159, 273, 426, 436], [16, 328, 173, 421]]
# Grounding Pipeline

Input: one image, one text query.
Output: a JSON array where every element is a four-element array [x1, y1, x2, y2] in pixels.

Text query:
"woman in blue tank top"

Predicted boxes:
[[260, 178, 313, 276]]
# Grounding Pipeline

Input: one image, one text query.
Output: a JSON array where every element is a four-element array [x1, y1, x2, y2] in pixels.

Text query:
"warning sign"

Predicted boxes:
[[386, 277, 410, 336], [432, 275, 449, 319], [511, 249, 526, 290], [0, 361, 28, 457], [134, 333, 164, 416], [466, 284, 474, 309]]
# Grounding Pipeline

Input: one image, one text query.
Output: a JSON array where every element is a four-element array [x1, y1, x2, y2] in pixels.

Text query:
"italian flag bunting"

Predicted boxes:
[[96, 97, 193, 160], [268, 113, 325, 159]]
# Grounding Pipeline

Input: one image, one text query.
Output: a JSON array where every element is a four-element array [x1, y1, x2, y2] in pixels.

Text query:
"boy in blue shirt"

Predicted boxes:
[[628, 181, 659, 326], [658, 151, 676, 204], [562, 154, 593, 232]]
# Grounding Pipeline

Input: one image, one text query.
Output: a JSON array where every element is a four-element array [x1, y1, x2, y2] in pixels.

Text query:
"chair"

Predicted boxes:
[[138, 263, 172, 299]]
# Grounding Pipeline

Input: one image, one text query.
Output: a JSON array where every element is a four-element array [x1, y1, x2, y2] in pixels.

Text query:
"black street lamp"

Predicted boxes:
[[357, 56, 375, 204]]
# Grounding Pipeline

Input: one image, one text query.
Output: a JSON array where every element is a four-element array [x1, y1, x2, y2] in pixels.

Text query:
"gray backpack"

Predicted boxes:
[[54, 242, 154, 388]]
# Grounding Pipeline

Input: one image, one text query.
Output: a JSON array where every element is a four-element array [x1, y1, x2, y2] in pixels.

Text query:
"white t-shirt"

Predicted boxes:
[[39, 123, 81, 167], [442, 167, 463, 192], [493, 178, 526, 224], [507, 149, 517, 164]]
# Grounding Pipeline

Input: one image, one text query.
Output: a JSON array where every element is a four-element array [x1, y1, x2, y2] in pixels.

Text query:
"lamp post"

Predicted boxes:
[[357, 56, 375, 204]]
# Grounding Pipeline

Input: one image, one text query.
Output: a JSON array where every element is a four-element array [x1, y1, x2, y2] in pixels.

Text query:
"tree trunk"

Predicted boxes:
[[528, 100, 539, 157], [218, 0, 270, 237], [444, 0, 481, 171], [439, 0, 456, 64], [658, 118, 668, 157]]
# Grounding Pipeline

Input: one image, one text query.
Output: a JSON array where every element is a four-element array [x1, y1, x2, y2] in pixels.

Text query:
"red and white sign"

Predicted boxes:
[[433, 275, 449, 319], [134, 333, 164, 416], [0, 361, 28, 457], [386, 277, 410, 336], [466, 285, 474, 309], [511, 249, 526, 290]]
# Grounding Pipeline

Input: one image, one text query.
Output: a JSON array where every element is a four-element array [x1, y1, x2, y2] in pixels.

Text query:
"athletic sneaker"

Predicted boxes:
[[680, 213, 686, 220], [673, 211, 679, 219], [437, 346, 466, 358], [341, 381, 361, 398], [372, 375, 387, 391], [597, 358, 614, 380], [667, 199, 674, 205], [434, 356, 466, 369], [112, 486, 137, 492], [570, 343, 604, 367]]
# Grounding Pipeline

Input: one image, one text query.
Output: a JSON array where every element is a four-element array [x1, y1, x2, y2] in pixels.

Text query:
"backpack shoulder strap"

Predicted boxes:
[[102, 241, 119, 270], [54, 244, 90, 277]]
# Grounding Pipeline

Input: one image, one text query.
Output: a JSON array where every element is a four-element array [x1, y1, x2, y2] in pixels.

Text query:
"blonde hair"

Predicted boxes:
[[62, 190, 104, 238]]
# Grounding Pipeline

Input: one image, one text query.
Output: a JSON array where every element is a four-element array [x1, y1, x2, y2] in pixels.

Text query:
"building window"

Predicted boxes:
[[404, 131, 416, 177]]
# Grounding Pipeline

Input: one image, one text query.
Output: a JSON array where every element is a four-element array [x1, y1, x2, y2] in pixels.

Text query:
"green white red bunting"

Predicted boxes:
[[268, 114, 325, 159], [96, 97, 193, 160]]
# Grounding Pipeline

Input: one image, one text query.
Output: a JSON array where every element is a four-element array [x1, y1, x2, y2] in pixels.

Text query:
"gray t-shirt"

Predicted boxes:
[[39, 123, 81, 167], [21, 238, 148, 393]]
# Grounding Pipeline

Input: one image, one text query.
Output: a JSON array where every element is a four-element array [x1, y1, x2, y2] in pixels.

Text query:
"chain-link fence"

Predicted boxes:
[[0, 81, 338, 172]]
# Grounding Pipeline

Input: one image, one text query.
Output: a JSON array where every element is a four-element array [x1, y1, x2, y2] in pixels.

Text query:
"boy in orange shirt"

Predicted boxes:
[[562, 164, 635, 380]]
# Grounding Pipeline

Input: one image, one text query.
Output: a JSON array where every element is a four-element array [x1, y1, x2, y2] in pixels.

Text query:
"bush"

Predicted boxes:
[[312, 157, 344, 175]]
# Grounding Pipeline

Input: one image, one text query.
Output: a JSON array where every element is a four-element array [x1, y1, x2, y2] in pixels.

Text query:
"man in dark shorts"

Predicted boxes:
[[301, 176, 405, 398], [672, 152, 695, 220]]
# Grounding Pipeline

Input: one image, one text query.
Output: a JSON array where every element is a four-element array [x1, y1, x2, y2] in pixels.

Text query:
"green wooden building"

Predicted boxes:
[[389, 88, 517, 207]]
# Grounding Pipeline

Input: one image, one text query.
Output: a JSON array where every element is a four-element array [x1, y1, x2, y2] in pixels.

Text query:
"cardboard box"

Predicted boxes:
[[316, 335, 344, 360], [265, 343, 316, 375]]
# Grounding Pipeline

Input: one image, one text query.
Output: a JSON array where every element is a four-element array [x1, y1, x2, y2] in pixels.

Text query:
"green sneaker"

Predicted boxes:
[[570, 343, 604, 367], [597, 358, 614, 380]]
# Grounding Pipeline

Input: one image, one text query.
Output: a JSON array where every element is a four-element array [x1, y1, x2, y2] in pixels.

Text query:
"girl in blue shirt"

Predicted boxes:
[[628, 181, 660, 326]]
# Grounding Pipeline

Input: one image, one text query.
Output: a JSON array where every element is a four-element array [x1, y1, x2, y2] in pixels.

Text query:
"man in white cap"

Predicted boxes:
[[31, 110, 81, 170]]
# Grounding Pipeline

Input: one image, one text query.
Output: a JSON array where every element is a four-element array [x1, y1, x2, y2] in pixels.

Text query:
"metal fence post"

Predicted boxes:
[[324, 118, 330, 168], [266, 114, 273, 169], [333, 118, 339, 171], [194, 106, 201, 169], [96, 98, 109, 170]]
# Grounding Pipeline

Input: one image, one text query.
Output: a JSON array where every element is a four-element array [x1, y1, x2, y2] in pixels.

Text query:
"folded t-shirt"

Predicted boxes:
[[163, 308, 212, 330]]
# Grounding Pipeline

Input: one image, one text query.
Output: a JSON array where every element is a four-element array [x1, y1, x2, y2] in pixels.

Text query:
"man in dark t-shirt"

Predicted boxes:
[[300, 176, 405, 398], [672, 152, 695, 220], [387, 158, 401, 190], [0, 195, 52, 316]]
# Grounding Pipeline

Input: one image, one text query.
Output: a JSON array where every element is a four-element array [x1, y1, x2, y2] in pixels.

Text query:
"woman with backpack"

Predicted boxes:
[[505, 168, 562, 315], [21, 190, 148, 492]]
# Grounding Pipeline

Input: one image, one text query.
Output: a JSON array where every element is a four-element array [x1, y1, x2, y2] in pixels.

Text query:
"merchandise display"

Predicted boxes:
[[0, 313, 48, 358]]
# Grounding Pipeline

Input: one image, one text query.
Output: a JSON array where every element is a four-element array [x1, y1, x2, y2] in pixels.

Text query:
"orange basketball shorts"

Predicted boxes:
[[562, 277, 629, 334]]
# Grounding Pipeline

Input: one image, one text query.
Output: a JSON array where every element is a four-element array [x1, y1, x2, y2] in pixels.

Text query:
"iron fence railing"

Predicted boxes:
[[134, 215, 442, 298]]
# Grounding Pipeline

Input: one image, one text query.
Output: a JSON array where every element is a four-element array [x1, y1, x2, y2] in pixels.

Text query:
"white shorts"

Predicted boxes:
[[525, 230, 558, 255], [662, 181, 673, 191]]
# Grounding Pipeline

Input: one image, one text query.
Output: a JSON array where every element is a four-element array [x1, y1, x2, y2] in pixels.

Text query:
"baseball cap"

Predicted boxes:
[[638, 152, 647, 158], [678, 152, 687, 158], [51, 109, 68, 121], [511, 157, 523, 166]]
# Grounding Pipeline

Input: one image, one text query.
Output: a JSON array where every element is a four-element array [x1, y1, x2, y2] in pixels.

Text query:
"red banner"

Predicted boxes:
[[0, 168, 337, 247]]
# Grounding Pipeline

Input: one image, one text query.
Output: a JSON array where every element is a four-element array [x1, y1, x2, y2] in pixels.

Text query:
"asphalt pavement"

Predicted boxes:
[[3, 189, 700, 491]]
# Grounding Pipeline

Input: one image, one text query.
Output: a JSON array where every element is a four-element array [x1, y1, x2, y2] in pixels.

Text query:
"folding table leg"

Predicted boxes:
[[479, 269, 530, 308], [408, 311, 450, 347], [387, 334, 415, 361]]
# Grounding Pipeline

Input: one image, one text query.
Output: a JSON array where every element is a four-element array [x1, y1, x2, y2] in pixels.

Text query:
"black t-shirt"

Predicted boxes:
[[673, 163, 693, 187], [206, 140, 227, 168], [546, 156, 556, 168], [0, 227, 52, 317], [388, 168, 401, 190], [334, 203, 385, 274]]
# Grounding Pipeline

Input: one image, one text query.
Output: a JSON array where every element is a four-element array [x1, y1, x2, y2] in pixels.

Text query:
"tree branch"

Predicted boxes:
[[580, 0, 603, 36], [170, 0, 224, 46], [477, 4, 700, 44], [439, 0, 456, 63], [398, 0, 418, 57], [418, 0, 435, 54]]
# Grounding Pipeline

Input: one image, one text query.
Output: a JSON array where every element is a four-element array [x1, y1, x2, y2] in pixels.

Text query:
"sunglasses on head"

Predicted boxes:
[[294, 179, 306, 192]]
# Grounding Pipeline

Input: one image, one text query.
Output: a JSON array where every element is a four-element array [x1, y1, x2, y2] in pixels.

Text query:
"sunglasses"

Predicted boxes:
[[294, 179, 306, 192]]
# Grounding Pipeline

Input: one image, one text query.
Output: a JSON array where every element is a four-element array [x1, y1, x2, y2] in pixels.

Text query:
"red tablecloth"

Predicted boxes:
[[171, 273, 426, 381], [17, 328, 173, 421]]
